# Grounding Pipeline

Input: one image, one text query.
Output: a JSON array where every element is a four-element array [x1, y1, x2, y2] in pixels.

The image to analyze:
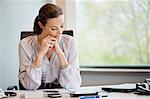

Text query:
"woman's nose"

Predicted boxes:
[[57, 28, 63, 34]]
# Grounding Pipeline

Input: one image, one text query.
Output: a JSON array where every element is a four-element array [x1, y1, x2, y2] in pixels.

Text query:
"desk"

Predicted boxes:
[[6, 85, 150, 99]]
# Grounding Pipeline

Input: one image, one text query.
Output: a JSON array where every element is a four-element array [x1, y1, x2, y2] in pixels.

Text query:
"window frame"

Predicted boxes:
[[62, 0, 150, 70]]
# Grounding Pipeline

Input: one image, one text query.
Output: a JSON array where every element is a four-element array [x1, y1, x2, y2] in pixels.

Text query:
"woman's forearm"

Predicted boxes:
[[32, 52, 44, 68], [56, 49, 69, 69]]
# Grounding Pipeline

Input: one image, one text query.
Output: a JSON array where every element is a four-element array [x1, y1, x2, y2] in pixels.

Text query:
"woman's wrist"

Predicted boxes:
[[56, 50, 69, 69], [54, 44, 69, 69], [55, 49, 62, 55], [60, 63, 69, 69]]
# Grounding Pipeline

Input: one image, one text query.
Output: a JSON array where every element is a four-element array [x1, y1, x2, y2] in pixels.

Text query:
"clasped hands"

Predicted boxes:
[[39, 35, 61, 56], [33, 35, 68, 69]]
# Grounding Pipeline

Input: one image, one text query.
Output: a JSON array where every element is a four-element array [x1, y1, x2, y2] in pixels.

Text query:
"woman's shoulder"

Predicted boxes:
[[19, 35, 37, 47], [61, 34, 74, 43], [60, 35, 77, 49]]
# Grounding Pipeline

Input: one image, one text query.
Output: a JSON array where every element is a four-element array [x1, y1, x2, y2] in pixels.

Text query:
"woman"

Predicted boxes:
[[19, 3, 82, 90]]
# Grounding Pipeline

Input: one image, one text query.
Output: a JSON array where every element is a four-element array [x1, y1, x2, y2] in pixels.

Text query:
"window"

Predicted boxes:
[[75, 0, 150, 68]]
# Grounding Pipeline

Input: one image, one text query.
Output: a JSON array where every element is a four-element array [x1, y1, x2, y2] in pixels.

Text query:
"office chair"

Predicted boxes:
[[7, 30, 73, 90], [20, 30, 73, 40]]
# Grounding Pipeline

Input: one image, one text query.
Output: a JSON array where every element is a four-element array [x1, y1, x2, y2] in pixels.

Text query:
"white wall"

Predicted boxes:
[[0, 0, 54, 90], [0, 4, 2, 87]]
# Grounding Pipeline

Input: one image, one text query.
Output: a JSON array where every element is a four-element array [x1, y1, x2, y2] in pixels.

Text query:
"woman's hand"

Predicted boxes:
[[53, 40, 61, 53], [32, 36, 57, 68], [35, 35, 68, 69], [39, 36, 56, 56]]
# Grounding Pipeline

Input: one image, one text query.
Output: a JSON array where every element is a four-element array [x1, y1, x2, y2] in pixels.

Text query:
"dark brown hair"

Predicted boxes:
[[33, 3, 63, 35]]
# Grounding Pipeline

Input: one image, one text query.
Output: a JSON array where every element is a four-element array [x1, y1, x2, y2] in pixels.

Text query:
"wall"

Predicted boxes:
[[0, 0, 53, 90], [0, 4, 2, 87], [81, 71, 150, 86]]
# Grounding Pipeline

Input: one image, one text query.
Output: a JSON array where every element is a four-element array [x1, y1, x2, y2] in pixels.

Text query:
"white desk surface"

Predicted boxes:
[[6, 84, 150, 99]]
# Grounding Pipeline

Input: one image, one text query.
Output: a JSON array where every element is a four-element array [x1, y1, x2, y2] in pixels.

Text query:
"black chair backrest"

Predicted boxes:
[[20, 30, 73, 40], [19, 30, 73, 90]]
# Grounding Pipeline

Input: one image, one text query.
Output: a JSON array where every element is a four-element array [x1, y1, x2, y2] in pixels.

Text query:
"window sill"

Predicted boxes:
[[80, 68, 150, 73]]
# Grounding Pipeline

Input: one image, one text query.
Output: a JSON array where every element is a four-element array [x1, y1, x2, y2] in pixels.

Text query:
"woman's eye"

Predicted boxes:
[[51, 28, 57, 31], [61, 25, 64, 28]]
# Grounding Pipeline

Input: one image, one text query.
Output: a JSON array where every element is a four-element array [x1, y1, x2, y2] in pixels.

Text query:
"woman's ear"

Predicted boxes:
[[38, 21, 44, 29]]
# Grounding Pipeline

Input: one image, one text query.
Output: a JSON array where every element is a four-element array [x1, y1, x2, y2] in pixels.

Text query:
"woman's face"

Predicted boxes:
[[39, 15, 64, 41]]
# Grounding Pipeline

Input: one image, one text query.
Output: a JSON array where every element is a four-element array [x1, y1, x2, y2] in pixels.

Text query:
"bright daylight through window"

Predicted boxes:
[[75, 0, 150, 68]]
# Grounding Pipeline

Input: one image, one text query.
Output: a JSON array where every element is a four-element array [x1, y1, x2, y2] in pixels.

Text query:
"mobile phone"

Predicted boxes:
[[47, 93, 62, 98], [4, 92, 17, 96], [70, 92, 98, 97]]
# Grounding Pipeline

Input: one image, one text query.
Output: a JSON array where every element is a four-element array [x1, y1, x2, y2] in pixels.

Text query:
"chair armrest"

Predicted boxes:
[[7, 85, 18, 90]]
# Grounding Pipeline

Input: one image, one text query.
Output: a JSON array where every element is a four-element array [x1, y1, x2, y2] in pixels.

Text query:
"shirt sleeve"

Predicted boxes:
[[59, 38, 82, 90], [18, 41, 42, 90]]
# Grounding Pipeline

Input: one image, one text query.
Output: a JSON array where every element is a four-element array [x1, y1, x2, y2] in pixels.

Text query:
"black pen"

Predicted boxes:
[[43, 90, 59, 93]]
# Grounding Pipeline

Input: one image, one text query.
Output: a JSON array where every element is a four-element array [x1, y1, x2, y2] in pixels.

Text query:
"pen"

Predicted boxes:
[[80, 95, 102, 99], [43, 90, 59, 93]]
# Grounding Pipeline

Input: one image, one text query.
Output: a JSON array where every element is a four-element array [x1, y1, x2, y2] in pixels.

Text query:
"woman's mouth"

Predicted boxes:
[[55, 35, 60, 40]]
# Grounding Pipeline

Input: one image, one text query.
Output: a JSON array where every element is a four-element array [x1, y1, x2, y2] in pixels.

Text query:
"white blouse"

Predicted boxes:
[[18, 34, 82, 90]]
